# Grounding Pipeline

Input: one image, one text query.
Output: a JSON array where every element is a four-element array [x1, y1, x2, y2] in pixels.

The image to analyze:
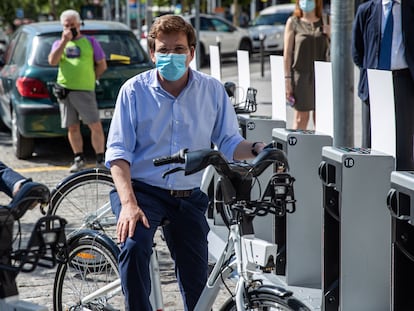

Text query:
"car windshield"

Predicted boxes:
[[34, 31, 147, 67], [251, 12, 292, 26]]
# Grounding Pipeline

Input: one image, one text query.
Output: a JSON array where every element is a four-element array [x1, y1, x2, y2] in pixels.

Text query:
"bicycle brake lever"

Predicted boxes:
[[162, 167, 185, 178]]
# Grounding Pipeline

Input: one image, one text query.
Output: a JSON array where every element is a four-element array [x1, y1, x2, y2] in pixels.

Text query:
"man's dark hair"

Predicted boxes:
[[148, 15, 197, 52]]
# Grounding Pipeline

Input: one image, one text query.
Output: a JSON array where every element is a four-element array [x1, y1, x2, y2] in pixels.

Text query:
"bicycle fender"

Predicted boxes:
[[249, 284, 293, 299], [66, 229, 120, 257]]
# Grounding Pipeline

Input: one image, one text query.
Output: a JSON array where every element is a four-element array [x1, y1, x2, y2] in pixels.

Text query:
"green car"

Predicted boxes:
[[0, 20, 154, 159]]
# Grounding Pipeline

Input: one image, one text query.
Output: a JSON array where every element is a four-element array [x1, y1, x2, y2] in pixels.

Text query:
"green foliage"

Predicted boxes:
[[0, 0, 87, 28], [0, 0, 253, 29]]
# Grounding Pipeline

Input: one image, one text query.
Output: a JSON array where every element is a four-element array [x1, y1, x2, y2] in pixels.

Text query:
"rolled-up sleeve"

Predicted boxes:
[[105, 80, 137, 167], [210, 82, 244, 161]]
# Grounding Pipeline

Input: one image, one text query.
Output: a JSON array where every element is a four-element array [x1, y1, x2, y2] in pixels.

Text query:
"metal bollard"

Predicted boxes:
[[259, 33, 266, 77]]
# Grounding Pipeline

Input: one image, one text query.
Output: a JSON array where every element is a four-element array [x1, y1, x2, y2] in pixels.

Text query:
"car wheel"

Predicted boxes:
[[239, 39, 253, 55], [12, 110, 34, 159]]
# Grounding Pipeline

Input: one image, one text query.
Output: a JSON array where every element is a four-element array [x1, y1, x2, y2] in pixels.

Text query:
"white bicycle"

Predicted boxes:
[[52, 146, 309, 311]]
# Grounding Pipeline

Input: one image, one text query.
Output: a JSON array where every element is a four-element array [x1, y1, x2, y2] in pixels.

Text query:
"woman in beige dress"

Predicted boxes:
[[283, 0, 330, 130]]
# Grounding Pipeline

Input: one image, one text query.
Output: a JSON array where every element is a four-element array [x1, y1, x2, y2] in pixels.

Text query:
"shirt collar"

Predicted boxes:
[[150, 67, 196, 90], [382, 0, 400, 5]]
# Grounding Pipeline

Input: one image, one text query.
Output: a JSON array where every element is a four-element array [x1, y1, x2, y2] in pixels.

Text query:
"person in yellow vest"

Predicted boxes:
[[48, 9, 107, 172]]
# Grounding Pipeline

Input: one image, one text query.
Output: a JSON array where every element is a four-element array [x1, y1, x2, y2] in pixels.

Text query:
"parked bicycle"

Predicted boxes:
[[52, 146, 310, 310], [47, 167, 116, 240], [224, 81, 258, 114], [0, 181, 67, 310]]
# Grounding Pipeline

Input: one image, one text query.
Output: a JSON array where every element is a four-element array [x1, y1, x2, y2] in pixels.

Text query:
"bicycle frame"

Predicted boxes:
[[195, 217, 279, 310]]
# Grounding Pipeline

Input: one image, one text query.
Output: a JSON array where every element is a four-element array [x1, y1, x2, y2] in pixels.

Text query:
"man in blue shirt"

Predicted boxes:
[[105, 15, 266, 311]]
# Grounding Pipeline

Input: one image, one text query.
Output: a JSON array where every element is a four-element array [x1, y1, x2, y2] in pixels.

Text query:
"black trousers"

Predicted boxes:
[[362, 68, 414, 170], [393, 68, 414, 170]]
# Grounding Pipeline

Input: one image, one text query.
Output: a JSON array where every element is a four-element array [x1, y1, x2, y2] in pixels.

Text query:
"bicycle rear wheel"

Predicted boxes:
[[220, 291, 310, 311], [53, 230, 123, 311], [48, 168, 116, 239]]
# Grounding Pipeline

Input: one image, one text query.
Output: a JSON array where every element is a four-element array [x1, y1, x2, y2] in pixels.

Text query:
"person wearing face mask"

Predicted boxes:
[[48, 9, 107, 173], [283, 0, 330, 130], [105, 14, 267, 311]]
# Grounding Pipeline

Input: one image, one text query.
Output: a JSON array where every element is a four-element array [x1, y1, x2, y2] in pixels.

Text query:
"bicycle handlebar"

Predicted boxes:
[[153, 146, 289, 179], [153, 148, 187, 167], [8, 181, 50, 219]]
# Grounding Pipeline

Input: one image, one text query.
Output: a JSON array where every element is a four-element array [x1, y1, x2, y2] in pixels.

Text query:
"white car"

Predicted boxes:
[[183, 14, 253, 66], [248, 3, 295, 54]]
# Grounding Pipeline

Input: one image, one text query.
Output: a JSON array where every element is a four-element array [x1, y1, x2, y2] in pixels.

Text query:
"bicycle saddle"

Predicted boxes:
[[8, 181, 50, 220]]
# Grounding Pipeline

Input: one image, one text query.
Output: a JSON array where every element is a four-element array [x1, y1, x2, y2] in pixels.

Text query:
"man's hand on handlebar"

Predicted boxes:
[[234, 140, 268, 161]]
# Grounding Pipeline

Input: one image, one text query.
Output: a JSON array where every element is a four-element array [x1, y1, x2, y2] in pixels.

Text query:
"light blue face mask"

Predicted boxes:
[[155, 53, 187, 81], [299, 0, 316, 12]]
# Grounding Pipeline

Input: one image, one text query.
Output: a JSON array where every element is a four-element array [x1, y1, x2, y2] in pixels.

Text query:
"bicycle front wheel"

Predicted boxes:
[[53, 230, 123, 311], [49, 168, 116, 238], [220, 291, 310, 311]]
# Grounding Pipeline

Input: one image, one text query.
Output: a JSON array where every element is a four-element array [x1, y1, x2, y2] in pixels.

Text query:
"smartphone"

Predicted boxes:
[[70, 27, 78, 39]]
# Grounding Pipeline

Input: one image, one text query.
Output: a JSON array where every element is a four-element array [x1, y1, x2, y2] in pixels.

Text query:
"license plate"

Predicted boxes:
[[99, 109, 114, 119]]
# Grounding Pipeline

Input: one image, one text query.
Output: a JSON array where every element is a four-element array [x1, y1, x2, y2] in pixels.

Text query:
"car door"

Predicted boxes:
[[208, 17, 239, 54], [0, 30, 28, 128]]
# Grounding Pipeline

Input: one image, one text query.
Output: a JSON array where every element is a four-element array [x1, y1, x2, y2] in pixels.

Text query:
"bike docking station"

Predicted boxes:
[[206, 113, 286, 262], [206, 49, 288, 261], [319, 147, 394, 311], [272, 129, 332, 287], [387, 171, 414, 310]]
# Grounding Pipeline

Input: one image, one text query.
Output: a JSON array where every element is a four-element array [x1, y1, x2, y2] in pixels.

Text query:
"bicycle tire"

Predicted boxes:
[[53, 230, 123, 311], [220, 289, 310, 311], [48, 168, 116, 238]]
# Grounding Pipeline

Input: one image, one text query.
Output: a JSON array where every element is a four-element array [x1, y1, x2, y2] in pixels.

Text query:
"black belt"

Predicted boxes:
[[131, 180, 194, 198], [169, 189, 193, 198]]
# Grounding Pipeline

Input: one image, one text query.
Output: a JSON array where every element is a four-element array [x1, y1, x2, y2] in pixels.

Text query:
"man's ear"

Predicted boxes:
[[150, 50, 156, 63]]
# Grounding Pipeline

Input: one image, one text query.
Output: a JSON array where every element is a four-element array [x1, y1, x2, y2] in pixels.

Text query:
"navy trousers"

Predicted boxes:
[[110, 180, 210, 311]]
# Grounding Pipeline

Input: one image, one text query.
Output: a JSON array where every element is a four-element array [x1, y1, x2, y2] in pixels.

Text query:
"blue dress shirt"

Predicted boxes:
[[105, 68, 244, 190]]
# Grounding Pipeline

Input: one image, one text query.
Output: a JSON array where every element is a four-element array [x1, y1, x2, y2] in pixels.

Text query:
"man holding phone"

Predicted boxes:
[[48, 9, 107, 172]]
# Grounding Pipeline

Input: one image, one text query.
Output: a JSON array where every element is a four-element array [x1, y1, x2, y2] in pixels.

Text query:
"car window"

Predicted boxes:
[[33, 31, 147, 67], [252, 12, 292, 26], [35, 35, 59, 67], [3, 33, 19, 64], [10, 32, 29, 66], [210, 18, 233, 32], [199, 17, 214, 31], [91, 31, 146, 64]]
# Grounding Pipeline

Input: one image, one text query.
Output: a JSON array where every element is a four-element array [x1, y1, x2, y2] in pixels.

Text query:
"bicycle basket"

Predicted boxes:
[[8, 215, 68, 273]]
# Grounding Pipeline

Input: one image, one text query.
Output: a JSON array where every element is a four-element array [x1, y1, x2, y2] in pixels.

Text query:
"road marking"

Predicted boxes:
[[15, 163, 103, 173], [15, 166, 69, 173]]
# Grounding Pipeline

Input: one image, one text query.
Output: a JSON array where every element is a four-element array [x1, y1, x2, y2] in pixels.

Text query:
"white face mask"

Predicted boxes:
[[299, 0, 316, 12]]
